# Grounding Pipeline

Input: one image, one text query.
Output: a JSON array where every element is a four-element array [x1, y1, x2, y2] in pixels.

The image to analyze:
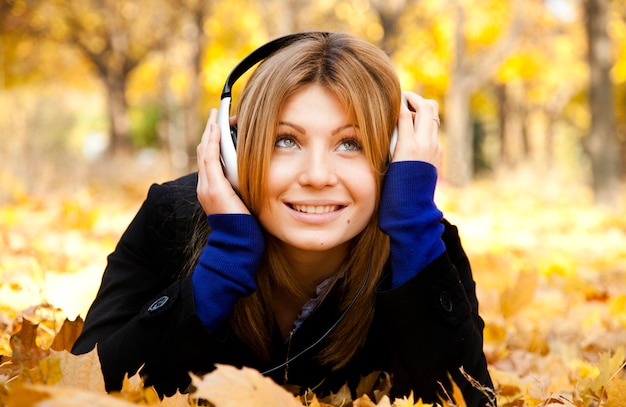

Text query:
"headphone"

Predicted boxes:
[[217, 32, 402, 191]]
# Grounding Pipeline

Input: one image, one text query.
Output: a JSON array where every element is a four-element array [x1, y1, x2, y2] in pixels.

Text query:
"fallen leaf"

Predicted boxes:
[[48, 348, 105, 392], [606, 377, 626, 407], [9, 319, 50, 368], [159, 391, 191, 407], [111, 370, 161, 405], [49, 318, 84, 352], [500, 270, 538, 319], [7, 383, 139, 407], [190, 364, 302, 407]]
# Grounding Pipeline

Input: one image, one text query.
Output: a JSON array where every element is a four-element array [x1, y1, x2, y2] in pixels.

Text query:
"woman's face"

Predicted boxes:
[[257, 84, 377, 259]]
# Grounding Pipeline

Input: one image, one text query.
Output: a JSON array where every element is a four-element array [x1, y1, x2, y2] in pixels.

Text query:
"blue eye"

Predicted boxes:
[[338, 138, 362, 152], [275, 135, 298, 149]]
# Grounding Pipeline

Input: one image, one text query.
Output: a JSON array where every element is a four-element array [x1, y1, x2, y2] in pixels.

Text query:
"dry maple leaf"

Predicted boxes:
[[9, 319, 50, 369], [388, 392, 434, 407], [49, 318, 84, 352], [159, 391, 192, 407], [46, 348, 105, 392], [296, 393, 335, 407], [5, 383, 139, 407], [190, 364, 303, 407], [578, 347, 625, 403], [111, 369, 161, 405], [606, 376, 626, 407]]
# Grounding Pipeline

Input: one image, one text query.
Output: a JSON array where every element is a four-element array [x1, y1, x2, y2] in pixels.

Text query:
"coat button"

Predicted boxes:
[[439, 292, 453, 312], [148, 295, 169, 312]]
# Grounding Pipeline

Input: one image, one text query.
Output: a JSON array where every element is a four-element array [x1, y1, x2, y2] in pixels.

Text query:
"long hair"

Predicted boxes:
[[188, 32, 401, 369]]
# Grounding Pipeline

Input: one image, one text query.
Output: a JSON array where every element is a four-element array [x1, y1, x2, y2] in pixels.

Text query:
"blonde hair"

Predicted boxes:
[[228, 32, 401, 368]]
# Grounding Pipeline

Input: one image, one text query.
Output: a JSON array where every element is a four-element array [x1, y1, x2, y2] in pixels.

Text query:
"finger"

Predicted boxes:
[[401, 92, 442, 167], [196, 110, 250, 215], [405, 93, 437, 135], [393, 95, 414, 160], [197, 109, 218, 197]]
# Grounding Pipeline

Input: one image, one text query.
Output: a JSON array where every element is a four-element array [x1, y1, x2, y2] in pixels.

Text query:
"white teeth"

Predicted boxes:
[[293, 204, 338, 214]]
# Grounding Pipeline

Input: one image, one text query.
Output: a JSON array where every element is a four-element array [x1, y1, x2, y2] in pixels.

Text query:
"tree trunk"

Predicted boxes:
[[104, 71, 132, 155], [183, 6, 205, 173], [443, 2, 472, 187], [444, 83, 473, 186], [584, 0, 621, 207]]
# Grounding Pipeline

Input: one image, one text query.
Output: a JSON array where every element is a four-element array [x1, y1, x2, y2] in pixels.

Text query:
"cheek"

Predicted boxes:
[[347, 168, 378, 218], [257, 162, 288, 217], [265, 161, 291, 197]]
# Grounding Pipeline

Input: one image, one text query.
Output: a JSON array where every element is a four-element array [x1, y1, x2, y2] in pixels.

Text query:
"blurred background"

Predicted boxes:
[[2, 1, 626, 401], [0, 0, 624, 205]]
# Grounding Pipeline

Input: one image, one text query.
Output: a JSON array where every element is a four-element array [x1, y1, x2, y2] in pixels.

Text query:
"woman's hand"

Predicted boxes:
[[391, 92, 442, 170], [196, 109, 250, 215]]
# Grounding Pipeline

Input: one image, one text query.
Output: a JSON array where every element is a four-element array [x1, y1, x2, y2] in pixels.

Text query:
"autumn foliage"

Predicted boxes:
[[1, 169, 626, 406]]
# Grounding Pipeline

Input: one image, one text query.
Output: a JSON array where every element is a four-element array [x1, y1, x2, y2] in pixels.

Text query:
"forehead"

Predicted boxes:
[[279, 84, 358, 125]]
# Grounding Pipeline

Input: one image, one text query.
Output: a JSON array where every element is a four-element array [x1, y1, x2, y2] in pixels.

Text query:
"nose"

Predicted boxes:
[[298, 149, 338, 188]]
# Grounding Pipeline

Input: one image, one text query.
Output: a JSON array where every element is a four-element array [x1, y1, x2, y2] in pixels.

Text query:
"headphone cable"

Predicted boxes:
[[261, 251, 373, 376]]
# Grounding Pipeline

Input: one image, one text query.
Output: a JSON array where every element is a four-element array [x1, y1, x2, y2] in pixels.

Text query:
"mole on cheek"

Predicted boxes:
[[347, 219, 351, 224]]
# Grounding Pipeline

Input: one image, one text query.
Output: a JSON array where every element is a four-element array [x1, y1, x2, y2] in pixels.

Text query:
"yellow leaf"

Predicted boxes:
[[500, 271, 538, 319], [7, 383, 139, 407], [390, 392, 414, 407], [578, 348, 626, 402], [297, 393, 329, 407], [32, 356, 62, 385], [391, 392, 435, 407], [606, 377, 626, 407], [522, 388, 545, 407], [323, 382, 351, 406], [10, 319, 50, 369], [352, 393, 377, 406], [375, 395, 393, 407], [50, 317, 84, 352], [190, 364, 303, 407], [3, 382, 48, 407], [111, 370, 161, 405], [608, 294, 626, 328], [48, 348, 105, 393], [159, 391, 191, 407]]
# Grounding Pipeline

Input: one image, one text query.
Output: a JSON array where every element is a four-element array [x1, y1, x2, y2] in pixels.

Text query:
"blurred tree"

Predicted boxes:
[[493, 0, 587, 172], [370, 0, 418, 54], [28, 0, 180, 155], [444, 0, 520, 187], [584, 0, 621, 207], [166, 0, 212, 172], [260, 0, 311, 36], [0, 0, 43, 87]]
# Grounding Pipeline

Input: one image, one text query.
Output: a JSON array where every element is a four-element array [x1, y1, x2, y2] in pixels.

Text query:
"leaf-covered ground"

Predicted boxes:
[[1, 169, 625, 406]]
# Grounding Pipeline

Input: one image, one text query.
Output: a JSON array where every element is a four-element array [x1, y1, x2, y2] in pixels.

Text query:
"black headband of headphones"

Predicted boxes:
[[220, 31, 330, 99], [217, 31, 399, 191]]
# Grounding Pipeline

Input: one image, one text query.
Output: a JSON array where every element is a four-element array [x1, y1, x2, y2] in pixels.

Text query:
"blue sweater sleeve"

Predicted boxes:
[[378, 161, 445, 288], [191, 214, 265, 332]]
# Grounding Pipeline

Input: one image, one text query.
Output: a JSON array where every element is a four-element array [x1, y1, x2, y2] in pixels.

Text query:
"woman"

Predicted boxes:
[[72, 31, 494, 406]]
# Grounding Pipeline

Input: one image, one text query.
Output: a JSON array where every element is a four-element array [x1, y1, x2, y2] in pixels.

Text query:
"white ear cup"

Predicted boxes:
[[218, 96, 239, 190], [389, 92, 407, 157]]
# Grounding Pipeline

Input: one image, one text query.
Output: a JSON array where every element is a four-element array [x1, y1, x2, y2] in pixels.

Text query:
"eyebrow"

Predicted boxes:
[[278, 121, 358, 135]]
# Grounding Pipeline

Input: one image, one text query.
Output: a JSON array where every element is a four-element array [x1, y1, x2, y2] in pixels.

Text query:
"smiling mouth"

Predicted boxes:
[[289, 204, 343, 214]]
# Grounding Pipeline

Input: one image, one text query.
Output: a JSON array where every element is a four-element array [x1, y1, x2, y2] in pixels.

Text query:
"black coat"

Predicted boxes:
[[72, 173, 494, 406]]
